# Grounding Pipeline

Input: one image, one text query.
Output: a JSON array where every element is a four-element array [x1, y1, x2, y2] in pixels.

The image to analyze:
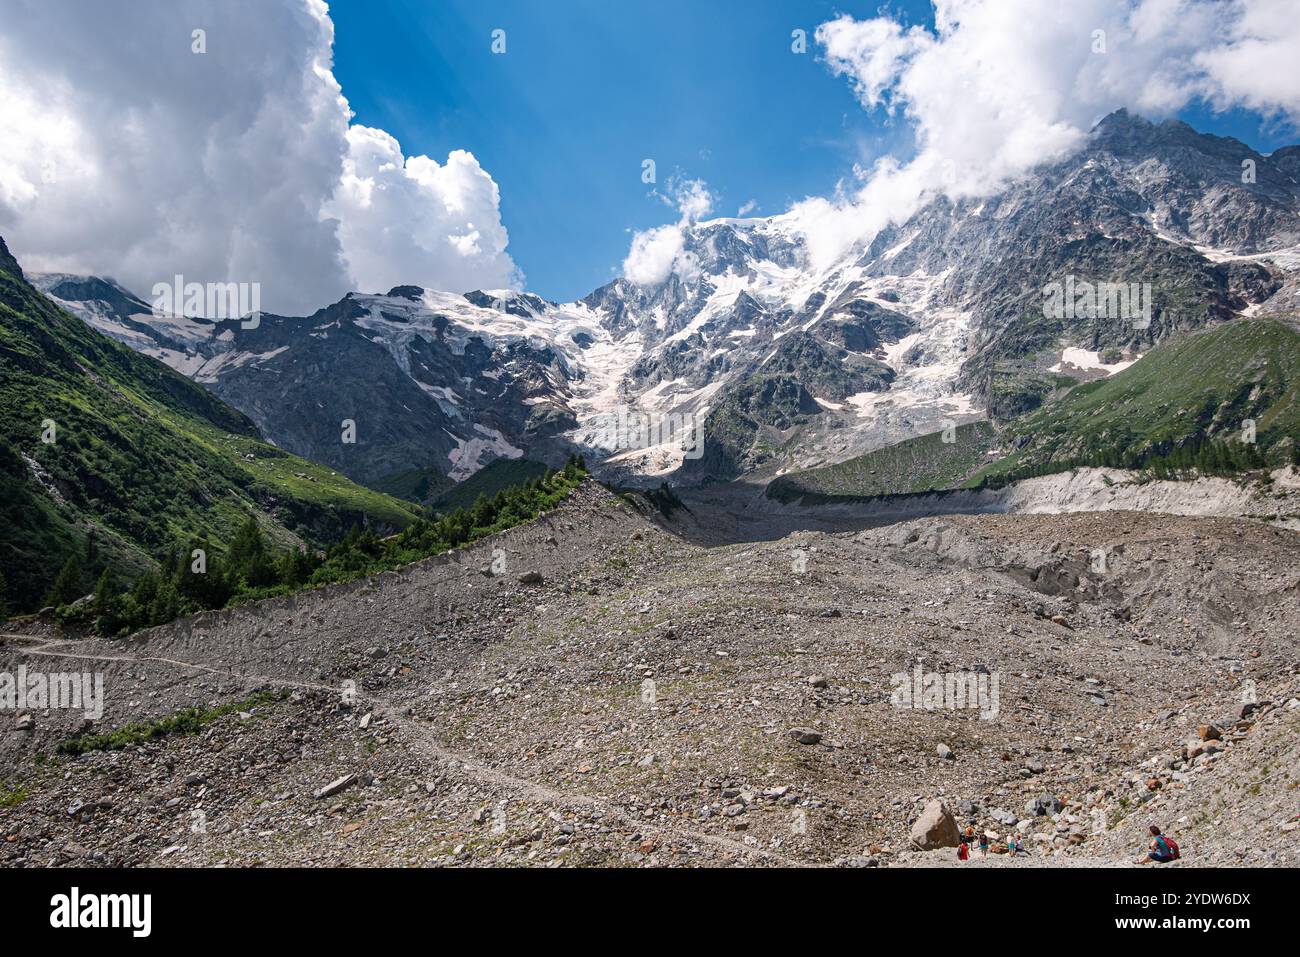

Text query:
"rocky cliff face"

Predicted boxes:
[[860, 112, 1292, 414]]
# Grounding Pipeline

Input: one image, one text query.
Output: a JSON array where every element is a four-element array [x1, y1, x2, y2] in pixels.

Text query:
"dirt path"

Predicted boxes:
[[5, 633, 805, 867]]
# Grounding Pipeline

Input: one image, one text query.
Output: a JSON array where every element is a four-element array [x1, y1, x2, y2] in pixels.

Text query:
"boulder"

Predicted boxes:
[[1025, 794, 1063, 817], [312, 773, 357, 800], [910, 799, 961, 850], [1236, 701, 1266, 721]]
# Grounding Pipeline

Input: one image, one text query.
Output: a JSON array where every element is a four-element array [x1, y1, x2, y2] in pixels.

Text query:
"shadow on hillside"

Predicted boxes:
[[647, 481, 916, 546]]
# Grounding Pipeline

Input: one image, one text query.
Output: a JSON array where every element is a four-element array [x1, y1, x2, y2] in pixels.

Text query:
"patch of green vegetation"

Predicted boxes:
[[370, 464, 454, 506], [969, 318, 1300, 485], [987, 369, 1079, 421], [767, 421, 999, 503], [680, 373, 822, 481], [55, 690, 286, 756], [426, 458, 549, 514], [0, 238, 419, 614], [613, 482, 686, 518], [0, 781, 28, 807], [81, 457, 589, 636]]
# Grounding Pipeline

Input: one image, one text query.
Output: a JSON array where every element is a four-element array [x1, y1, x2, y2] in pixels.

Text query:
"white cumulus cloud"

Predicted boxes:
[[0, 0, 518, 315], [622, 178, 715, 286], [785, 0, 1300, 271], [326, 125, 518, 295]]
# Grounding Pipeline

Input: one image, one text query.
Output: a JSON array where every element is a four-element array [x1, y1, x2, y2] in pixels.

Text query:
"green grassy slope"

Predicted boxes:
[[970, 317, 1300, 483], [766, 317, 1300, 504], [766, 421, 999, 503], [427, 458, 550, 514], [371, 465, 455, 506], [0, 236, 418, 613]]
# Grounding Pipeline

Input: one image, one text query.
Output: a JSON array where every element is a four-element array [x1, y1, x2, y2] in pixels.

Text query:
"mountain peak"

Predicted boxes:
[[385, 285, 426, 300], [1089, 107, 1259, 163], [1091, 107, 1150, 131]]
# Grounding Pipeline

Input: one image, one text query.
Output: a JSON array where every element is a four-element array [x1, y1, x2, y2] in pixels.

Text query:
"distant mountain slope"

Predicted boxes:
[[36, 276, 593, 486], [370, 465, 455, 507], [767, 421, 999, 503], [973, 317, 1300, 482], [769, 317, 1300, 503], [0, 237, 417, 614], [864, 111, 1293, 412]]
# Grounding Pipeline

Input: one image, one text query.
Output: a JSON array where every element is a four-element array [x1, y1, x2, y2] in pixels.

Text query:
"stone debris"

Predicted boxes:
[[1, 483, 1296, 868]]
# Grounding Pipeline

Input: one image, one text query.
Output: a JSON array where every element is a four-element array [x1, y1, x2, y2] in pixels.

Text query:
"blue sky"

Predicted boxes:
[[330, 0, 1297, 302]]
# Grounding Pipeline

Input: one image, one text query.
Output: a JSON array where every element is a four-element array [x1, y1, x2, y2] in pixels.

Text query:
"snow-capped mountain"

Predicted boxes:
[[859, 110, 1296, 417], [36, 111, 1300, 489], [35, 275, 604, 484]]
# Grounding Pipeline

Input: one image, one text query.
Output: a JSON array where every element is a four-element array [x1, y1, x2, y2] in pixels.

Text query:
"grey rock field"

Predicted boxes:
[[3, 480, 1296, 868]]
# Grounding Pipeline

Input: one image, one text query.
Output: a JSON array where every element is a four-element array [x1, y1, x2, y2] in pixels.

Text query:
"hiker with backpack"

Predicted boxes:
[[1138, 825, 1180, 864]]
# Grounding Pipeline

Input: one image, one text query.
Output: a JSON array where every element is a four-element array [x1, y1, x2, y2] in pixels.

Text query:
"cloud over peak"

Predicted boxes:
[[620, 0, 1300, 283], [327, 126, 518, 296], [622, 177, 716, 286], [785, 0, 1300, 271]]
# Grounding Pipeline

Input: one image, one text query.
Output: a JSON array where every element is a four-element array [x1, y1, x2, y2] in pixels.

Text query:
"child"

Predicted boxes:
[[957, 841, 969, 861], [978, 831, 990, 857]]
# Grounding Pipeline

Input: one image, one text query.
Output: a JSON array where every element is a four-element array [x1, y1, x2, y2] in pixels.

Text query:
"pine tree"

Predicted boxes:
[[92, 567, 124, 635], [470, 493, 495, 529], [93, 567, 114, 608], [148, 578, 180, 625], [44, 554, 82, 607], [227, 515, 275, 589]]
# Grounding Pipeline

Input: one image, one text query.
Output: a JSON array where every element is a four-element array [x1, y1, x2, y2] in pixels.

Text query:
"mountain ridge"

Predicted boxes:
[[31, 111, 1300, 492]]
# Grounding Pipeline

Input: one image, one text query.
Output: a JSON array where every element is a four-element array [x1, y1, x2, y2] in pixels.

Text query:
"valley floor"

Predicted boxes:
[[2, 480, 1297, 867]]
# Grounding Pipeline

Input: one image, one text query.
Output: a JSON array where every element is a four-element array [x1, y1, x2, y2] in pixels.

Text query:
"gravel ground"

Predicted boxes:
[[2, 480, 1297, 867]]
